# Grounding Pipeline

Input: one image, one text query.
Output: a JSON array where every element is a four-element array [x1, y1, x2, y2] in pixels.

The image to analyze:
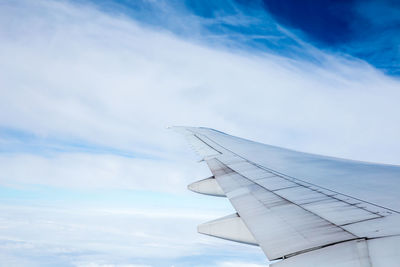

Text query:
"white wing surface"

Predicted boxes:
[[174, 126, 400, 267]]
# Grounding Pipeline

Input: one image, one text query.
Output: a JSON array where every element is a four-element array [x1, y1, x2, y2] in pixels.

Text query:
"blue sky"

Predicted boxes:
[[84, 0, 400, 75], [0, 0, 399, 266]]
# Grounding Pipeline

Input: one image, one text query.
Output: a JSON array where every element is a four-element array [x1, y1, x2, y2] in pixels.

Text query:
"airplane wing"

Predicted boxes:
[[173, 126, 400, 267]]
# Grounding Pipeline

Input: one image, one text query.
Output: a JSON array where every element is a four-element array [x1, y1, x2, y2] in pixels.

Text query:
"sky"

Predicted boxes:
[[0, 0, 399, 266]]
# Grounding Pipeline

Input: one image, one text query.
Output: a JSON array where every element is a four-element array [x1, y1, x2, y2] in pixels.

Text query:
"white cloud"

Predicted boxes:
[[0, 204, 263, 266], [214, 262, 267, 267], [1, 0, 400, 165], [75, 263, 151, 267], [0, 152, 209, 191]]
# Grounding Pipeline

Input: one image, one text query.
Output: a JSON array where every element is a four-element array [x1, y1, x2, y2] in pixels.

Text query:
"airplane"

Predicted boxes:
[[173, 126, 400, 267]]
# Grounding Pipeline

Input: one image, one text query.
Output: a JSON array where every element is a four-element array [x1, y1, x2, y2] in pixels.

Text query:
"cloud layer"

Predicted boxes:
[[2, 0, 400, 165]]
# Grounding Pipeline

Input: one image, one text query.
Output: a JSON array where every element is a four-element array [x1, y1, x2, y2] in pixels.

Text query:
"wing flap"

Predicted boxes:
[[271, 239, 372, 267], [208, 158, 357, 260], [271, 236, 400, 267]]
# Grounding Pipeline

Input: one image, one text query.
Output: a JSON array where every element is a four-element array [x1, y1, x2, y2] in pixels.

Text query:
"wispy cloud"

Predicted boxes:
[[349, 0, 400, 75], [2, 0, 400, 163], [0, 204, 263, 266], [76, 264, 151, 267], [212, 262, 267, 267], [0, 152, 207, 191]]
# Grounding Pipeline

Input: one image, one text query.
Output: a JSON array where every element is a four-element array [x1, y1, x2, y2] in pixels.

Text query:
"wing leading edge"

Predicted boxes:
[[174, 126, 400, 267]]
